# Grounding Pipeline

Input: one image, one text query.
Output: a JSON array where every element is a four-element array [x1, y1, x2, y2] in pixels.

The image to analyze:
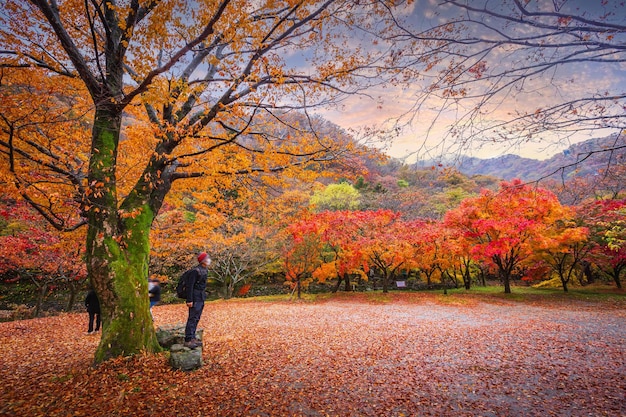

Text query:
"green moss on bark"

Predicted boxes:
[[94, 205, 162, 363]]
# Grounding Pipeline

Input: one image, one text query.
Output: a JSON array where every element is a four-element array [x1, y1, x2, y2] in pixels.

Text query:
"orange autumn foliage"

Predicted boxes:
[[1, 0, 397, 361]]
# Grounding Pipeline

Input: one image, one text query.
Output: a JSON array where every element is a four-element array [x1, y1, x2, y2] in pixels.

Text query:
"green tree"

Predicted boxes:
[[310, 182, 361, 212]]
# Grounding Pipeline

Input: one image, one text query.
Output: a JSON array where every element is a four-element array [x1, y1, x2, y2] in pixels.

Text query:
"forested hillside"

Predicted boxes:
[[3, 127, 625, 309]]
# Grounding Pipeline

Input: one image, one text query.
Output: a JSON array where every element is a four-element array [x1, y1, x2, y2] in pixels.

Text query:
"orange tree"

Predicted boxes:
[[405, 219, 448, 288], [286, 209, 414, 294], [355, 210, 412, 293], [204, 199, 282, 299], [0, 0, 402, 362], [434, 220, 473, 290], [538, 217, 589, 293], [282, 216, 324, 299], [444, 180, 573, 293], [312, 210, 370, 292], [286, 210, 374, 293], [149, 117, 363, 292], [282, 209, 364, 296]]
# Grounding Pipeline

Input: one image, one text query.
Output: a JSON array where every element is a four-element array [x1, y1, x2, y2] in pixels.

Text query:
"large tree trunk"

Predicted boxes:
[[381, 271, 389, 293], [494, 253, 515, 294], [344, 274, 352, 292], [461, 259, 472, 290], [609, 265, 623, 289], [581, 261, 595, 285], [501, 273, 512, 294], [88, 235, 160, 362], [86, 108, 161, 363]]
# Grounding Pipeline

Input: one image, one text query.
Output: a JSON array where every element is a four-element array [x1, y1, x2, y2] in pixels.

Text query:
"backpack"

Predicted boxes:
[[176, 268, 195, 299]]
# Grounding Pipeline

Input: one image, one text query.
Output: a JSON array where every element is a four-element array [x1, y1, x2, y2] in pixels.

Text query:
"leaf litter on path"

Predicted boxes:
[[0, 293, 624, 416]]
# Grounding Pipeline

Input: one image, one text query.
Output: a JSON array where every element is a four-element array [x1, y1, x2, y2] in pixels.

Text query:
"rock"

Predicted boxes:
[[156, 323, 203, 349], [156, 323, 204, 371], [169, 343, 203, 371]]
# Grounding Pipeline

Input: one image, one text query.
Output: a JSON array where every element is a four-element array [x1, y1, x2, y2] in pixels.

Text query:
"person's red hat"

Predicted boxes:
[[197, 252, 209, 263]]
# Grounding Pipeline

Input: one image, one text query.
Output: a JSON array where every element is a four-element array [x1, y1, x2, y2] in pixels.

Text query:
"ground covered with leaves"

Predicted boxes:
[[1, 292, 624, 417]]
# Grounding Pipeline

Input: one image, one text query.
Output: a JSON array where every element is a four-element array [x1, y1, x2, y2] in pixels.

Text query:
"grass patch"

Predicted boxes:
[[358, 291, 395, 304], [440, 284, 625, 306], [232, 285, 625, 307], [227, 292, 325, 303], [433, 293, 477, 306], [240, 291, 423, 305]]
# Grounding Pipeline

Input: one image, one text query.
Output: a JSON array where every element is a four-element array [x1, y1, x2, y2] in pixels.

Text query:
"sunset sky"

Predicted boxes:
[[318, 0, 626, 163]]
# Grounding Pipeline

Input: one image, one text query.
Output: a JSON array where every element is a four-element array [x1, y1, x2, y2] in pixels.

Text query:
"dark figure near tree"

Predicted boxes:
[[85, 289, 100, 335]]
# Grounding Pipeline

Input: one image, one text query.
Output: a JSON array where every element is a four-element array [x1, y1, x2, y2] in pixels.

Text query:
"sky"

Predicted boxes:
[[316, 0, 626, 163]]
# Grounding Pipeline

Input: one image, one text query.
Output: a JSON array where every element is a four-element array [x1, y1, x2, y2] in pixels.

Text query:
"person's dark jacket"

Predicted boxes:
[[85, 290, 100, 314], [185, 266, 208, 303]]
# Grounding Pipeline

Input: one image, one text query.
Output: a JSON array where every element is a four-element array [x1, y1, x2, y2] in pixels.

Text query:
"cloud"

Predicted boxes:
[[294, 1, 626, 163]]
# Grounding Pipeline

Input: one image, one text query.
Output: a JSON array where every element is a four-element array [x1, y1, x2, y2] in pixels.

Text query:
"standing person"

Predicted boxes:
[[148, 278, 161, 316], [84, 288, 101, 334], [184, 252, 210, 348]]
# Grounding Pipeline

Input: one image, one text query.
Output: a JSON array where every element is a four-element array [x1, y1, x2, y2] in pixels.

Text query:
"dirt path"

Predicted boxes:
[[1, 294, 624, 416]]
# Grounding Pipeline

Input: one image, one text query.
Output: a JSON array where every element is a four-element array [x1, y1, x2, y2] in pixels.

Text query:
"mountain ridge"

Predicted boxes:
[[423, 134, 625, 181]]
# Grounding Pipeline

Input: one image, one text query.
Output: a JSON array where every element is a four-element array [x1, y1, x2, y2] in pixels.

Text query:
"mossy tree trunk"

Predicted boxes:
[[86, 106, 167, 363], [77, 5, 181, 361]]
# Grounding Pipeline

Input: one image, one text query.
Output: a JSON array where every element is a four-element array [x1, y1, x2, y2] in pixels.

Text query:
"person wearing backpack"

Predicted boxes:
[[183, 252, 211, 349]]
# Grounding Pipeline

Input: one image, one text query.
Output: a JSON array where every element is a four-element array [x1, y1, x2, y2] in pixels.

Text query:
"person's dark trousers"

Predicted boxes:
[[88, 312, 100, 333], [185, 302, 204, 341]]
